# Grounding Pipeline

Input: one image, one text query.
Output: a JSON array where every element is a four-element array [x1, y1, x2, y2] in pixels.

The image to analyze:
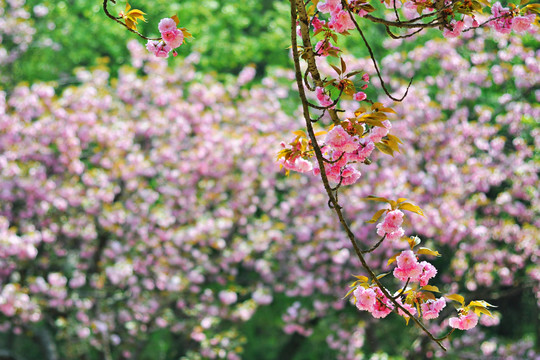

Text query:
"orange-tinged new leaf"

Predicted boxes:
[[180, 28, 193, 39], [330, 64, 342, 75], [417, 247, 441, 257], [446, 294, 465, 306], [171, 15, 180, 26], [367, 208, 387, 224], [397, 198, 408, 203], [293, 130, 307, 138]]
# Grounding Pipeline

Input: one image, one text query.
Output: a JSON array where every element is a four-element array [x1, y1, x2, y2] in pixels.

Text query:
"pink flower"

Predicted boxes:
[[350, 138, 375, 162], [393, 250, 423, 281], [490, 2, 513, 34], [396, 298, 417, 318], [315, 87, 334, 108], [324, 125, 360, 153], [371, 287, 394, 318], [385, 227, 405, 242], [354, 286, 376, 311], [340, 166, 362, 185], [421, 298, 446, 320], [377, 209, 404, 234], [146, 40, 159, 54], [353, 92, 367, 101], [154, 43, 172, 58], [312, 17, 326, 32], [158, 18, 177, 33], [146, 40, 172, 58], [512, 14, 536, 33], [418, 261, 437, 286], [443, 20, 465, 38], [329, 10, 356, 33], [162, 29, 184, 49], [449, 311, 479, 330], [218, 290, 237, 305], [368, 124, 390, 143], [362, 73, 370, 82], [317, 0, 342, 14]]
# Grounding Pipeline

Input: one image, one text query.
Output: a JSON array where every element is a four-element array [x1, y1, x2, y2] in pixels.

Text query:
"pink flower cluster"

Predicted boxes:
[[353, 286, 394, 318], [146, 18, 185, 58], [393, 250, 437, 286], [317, 0, 356, 34], [489, 3, 536, 34], [376, 209, 404, 241], [449, 311, 479, 330], [421, 298, 446, 319], [316, 86, 335, 108]]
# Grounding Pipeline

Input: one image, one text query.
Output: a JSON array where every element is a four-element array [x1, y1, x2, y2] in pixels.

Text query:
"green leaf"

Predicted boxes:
[[343, 286, 357, 299], [473, 307, 493, 317], [375, 272, 390, 280], [387, 252, 400, 266], [398, 202, 425, 216], [469, 300, 496, 308], [367, 209, 387, 224], [417, 247, 441, 257], [421, 285, 440, 293], [375, 142, 395, 156], [363, 195, 391, 203], [346, 70, 363, 78], [352, 275, 369, 283], [421, 291, 436, 300], [446, 294, 465, 306]]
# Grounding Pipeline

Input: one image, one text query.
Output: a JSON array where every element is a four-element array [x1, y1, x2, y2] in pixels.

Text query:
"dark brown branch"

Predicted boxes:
[[295, 0, 341, 125]]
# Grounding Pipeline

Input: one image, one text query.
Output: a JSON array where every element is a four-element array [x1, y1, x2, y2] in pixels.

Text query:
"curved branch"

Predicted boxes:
[[346, 9, 414, 102], [103, 0, 160, 41], [290, 0, 446, 350]]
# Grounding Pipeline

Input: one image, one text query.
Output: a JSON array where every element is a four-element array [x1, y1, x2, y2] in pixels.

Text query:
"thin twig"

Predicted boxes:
[[346, 8, 414, 102], [362, 235, 386, 254]]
